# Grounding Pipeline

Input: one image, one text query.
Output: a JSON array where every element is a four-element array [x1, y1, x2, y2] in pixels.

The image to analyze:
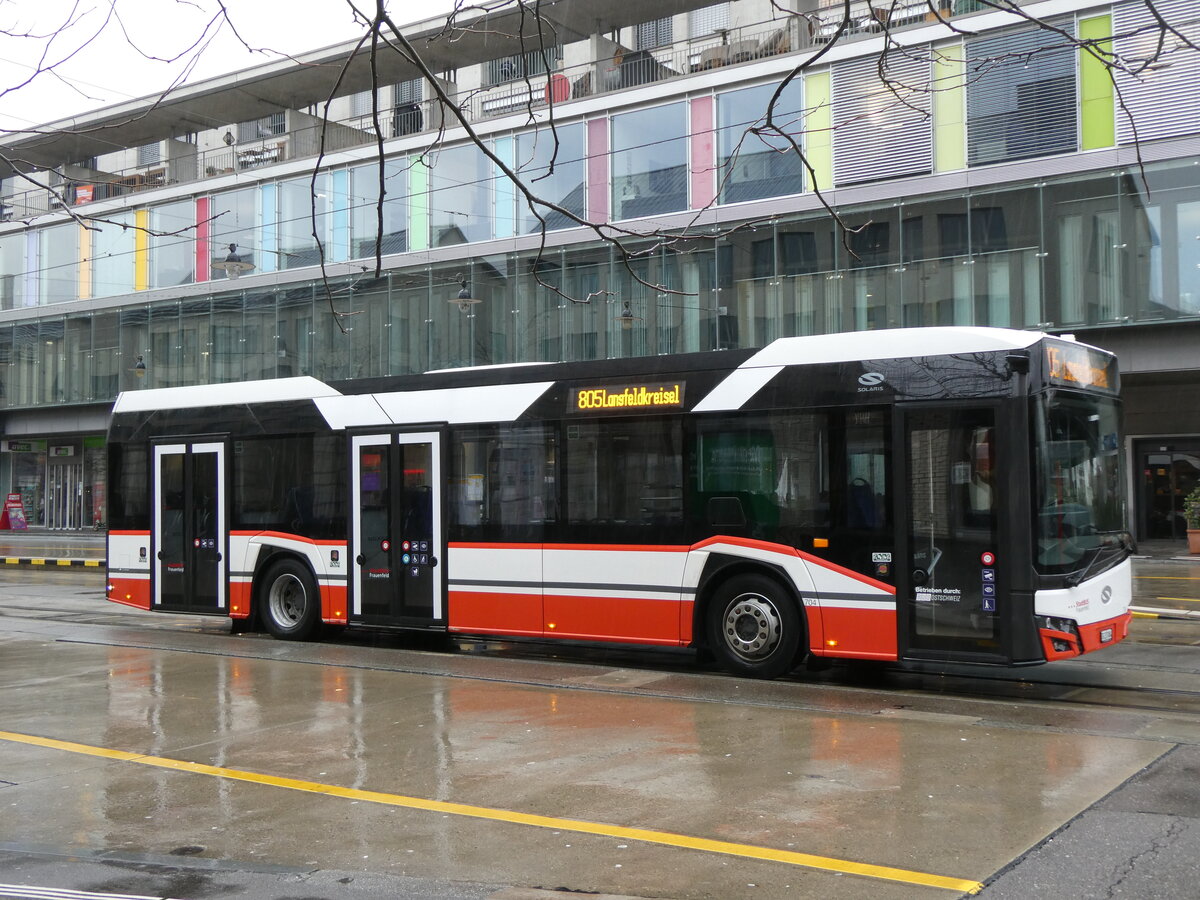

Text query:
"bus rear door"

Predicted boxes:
[[351, 430, 444, 627], [897, 406, 1009, 662], [153, 441, 227, 613]]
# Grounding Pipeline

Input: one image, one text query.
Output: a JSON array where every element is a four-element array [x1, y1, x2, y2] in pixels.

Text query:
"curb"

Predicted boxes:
[[1, 558, 104, 568]]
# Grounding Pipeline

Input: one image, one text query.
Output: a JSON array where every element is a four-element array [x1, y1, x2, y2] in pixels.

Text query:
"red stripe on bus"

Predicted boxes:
[[450, 542, 690, 553], [454, 538, 893, 594], [691, 535, 896, 594], [543, 543, 690, 554], [230, 530, 346, 546], [449, 542, 541, 551], [107, 530, 150, 537]]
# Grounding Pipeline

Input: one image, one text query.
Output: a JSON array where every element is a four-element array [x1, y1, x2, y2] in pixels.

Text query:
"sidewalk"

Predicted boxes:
[[1131, 538, 1197, 561], [0, 529, 106, 568]]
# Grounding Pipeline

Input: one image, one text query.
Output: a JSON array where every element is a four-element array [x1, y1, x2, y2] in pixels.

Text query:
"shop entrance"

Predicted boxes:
[[46, 461, 84, 530], [1137, 440, 1200, 540]]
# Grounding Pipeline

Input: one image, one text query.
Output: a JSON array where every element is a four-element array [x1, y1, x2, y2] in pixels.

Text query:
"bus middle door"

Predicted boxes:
[[152, 441, 227, 613], [351, 431, 444, 627]]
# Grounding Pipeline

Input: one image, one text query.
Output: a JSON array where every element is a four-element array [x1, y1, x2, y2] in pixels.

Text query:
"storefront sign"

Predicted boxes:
[[7, 441, 33, 452], [50, 445, 75, 457], [1, 493, 27, 530]]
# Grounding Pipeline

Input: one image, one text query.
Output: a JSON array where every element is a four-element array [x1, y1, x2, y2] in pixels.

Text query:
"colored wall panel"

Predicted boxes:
[[78, 223, 91, 300], [804, 71, 832, 192], [1080, 15, 1115, 150], [933, 44, 966, 173], [195, 196, 210, 283], [409, 157, 430, 252], [690, 95, 716, 210], [134, 208, 149, 292], [586, 117, 609, 223], [494, 136, 515, 239]]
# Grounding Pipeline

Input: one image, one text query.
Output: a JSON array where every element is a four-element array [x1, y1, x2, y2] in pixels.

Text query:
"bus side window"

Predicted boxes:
[[564, 418, 683, 534], [449, 425, 556, 537]]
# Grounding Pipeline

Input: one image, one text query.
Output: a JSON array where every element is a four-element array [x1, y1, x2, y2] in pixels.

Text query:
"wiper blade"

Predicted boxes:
[[1066, 534, 1131, 587]]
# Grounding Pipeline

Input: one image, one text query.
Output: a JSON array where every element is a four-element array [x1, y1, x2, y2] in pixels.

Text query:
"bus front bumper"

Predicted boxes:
[[1038, 610, 1131, 661]]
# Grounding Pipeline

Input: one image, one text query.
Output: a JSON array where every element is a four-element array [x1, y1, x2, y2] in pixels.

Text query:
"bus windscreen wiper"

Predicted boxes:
[[1066, 533, 1131, 587]]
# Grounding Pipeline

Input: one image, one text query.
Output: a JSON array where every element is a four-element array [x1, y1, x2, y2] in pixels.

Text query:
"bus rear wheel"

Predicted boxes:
[[707, 574, 803, 679], [260, 558, 320, 640]]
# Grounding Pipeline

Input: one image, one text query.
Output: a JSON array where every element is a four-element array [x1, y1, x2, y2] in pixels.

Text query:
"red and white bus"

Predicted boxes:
[[106, 326, 1133, 677]]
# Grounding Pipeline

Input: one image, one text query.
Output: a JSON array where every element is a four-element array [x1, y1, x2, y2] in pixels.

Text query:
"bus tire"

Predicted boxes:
[[706, 573, 803, 679], [259, 558, 320, 640]]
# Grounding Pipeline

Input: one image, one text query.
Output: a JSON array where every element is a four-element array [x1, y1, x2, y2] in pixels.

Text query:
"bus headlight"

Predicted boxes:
[[1036, 615, 1077, 636]]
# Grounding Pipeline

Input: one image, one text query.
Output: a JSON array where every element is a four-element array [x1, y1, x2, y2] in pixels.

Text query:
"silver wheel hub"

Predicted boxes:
[[268, 574, 306, 625], [722, 593, 782, 661]]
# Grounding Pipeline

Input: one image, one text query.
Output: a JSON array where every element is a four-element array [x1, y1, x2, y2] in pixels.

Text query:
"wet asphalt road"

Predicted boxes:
[[0, 560, 1198, 900]]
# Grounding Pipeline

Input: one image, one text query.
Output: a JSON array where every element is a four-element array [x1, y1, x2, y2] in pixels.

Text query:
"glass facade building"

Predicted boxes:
[[1, 0, 1198, 535]]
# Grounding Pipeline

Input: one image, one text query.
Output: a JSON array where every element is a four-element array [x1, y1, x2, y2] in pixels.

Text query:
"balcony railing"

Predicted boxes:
[[0, 4, 981, 224]]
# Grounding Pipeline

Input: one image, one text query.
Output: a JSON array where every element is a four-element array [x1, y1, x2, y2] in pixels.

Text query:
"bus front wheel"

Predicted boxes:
[[707, 574, 803, 679], [260, 558, 320, 640]]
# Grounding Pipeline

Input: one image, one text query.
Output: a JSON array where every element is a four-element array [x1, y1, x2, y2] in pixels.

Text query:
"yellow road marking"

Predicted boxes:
[[0, 729, 982, 894], [1132, 611, 1159, 618], [1136, 576, 1200, 581], [1157, 597, 1200, 603]]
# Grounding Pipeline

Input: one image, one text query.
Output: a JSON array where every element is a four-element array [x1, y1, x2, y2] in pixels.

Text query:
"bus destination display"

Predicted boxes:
[[569, 381, 685, 412]]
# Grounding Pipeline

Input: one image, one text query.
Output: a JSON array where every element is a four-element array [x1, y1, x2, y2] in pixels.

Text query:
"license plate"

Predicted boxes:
[[1100, 628, 1113, 643]]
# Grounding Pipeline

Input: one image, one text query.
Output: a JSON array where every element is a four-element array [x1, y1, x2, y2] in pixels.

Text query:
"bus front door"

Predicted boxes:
[[351, 431, 444, 627], [153, 442, 226, 613], [898, 407, 1008, 662]]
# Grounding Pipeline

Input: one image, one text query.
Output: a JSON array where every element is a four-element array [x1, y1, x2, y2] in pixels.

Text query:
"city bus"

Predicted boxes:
[[105, 326, 1133, 678]]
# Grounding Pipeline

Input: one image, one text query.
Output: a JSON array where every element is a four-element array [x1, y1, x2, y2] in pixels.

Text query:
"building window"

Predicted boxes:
[[636, 17, 673, 50], [392, 79, 424, 137], [689, 4, 730, 39], [350, 90, 374, 118], [0, 232, 24, 309], [484, 46, 563, 86], [516, 123, 586, 234], [611, 103, 688, 220], [428, 144, 492, 246], [278, 174, 331, 269], [39, 223, 80, 304], [394, 79, 422, 104], [210, 187, 259, 279], [137, 142, 161, 167], [718, 80, 805, 205], [967, 25, 1077, 166], [150, 201, 195, 288], [92, 213, 136, 298], [350, 160, 408, 258], [237, 111, 287, 143]]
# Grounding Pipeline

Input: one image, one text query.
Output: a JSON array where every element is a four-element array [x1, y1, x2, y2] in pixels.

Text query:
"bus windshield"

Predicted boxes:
[[1034, 391, 1126, 575]]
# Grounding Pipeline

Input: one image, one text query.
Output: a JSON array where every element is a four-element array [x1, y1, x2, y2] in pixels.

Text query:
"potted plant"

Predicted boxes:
[[1185, 485, 1200, 554]]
